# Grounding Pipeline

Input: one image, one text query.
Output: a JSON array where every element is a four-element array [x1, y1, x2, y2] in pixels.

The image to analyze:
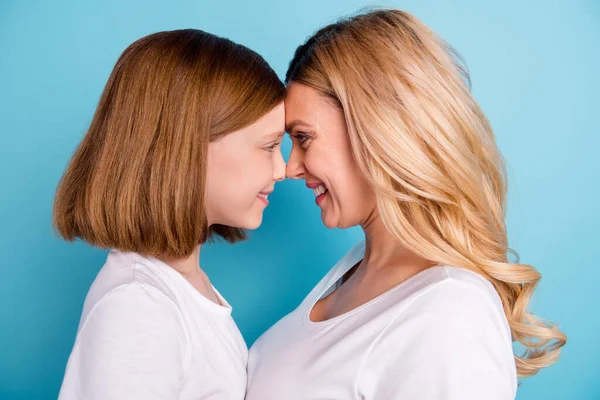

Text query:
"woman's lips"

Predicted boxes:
[[307, 182, 328, 206]]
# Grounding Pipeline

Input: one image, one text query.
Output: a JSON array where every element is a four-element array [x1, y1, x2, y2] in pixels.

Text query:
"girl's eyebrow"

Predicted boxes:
[[262, 131, 285, 139]]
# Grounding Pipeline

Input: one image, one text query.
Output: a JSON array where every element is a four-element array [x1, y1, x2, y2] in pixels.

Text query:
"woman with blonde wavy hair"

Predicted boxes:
[[246, 9, 566, 400]]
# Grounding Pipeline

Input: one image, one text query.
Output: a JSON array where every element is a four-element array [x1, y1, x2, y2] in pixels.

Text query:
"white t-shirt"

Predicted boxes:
[[58, 249, 248, 400], [246, 241, 517, 400]]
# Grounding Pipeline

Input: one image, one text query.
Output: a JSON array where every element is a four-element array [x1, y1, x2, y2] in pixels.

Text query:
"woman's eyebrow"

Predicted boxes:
[[286, 120, 312, 132]]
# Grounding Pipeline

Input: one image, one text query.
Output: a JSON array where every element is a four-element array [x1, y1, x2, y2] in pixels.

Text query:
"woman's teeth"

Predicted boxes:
[[313, 185, 327, 197], [258, 193, 268, 200]]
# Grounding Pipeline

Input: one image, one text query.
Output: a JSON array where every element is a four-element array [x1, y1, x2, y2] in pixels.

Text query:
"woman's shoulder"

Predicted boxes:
[[376, 265, 512, 345], [408, 266, 505, 318], [360, 265, 517, 398]]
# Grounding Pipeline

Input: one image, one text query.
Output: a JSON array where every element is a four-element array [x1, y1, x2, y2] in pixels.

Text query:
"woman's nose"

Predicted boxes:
[[286, 144, 305, 179]]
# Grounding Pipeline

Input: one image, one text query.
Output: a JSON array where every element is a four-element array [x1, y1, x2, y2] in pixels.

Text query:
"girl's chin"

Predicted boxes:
[[244, 211, 264, 230]]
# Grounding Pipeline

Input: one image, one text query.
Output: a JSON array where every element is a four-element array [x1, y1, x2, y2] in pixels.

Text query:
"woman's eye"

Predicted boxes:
[[293, 132, 312, 148]]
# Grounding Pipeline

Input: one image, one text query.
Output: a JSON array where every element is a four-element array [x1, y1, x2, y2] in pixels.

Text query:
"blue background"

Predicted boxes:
[[1, 0, 598, 398]]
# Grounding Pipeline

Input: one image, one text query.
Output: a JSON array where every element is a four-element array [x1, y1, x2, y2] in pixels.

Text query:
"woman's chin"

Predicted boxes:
[[321, 211, 359, 230], [321, 211, 338, 229]]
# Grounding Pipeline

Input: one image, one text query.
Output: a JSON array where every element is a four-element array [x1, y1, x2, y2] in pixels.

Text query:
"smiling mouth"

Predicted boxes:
[[313, 185, 327, 197], [312, 184, 328, 206], [257, 191, 271, 206]]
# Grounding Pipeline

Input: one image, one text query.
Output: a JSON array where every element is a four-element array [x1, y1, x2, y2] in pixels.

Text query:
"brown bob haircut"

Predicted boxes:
[[53, 29, 285, 258]]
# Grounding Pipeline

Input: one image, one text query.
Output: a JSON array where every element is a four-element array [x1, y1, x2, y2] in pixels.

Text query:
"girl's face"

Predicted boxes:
[[205, 102, 286, 229], [285, 83, 376, 228]]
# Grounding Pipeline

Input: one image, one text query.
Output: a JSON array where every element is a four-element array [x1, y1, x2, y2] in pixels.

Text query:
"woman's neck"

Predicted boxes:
[[360, 211, 434, 274]]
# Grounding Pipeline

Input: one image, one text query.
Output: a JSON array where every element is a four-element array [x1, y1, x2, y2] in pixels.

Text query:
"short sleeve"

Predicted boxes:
[[361, 279, 517, 400], [58, 283, 187, 400]]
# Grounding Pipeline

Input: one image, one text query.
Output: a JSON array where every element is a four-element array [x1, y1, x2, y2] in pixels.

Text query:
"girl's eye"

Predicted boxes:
[[264, 142, 281, 152]]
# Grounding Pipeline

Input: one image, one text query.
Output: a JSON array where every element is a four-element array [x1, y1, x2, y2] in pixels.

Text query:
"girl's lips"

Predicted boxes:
[[257, 193, 269, 206], [257, 189, 273, 206]]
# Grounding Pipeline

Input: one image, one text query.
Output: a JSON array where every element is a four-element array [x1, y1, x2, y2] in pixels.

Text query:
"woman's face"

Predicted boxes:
[[205, 102, 286, 229], [285, 83, 376, 228]]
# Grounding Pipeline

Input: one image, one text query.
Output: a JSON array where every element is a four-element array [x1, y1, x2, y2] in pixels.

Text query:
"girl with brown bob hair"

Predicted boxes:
[[55, 29, 285, 399]]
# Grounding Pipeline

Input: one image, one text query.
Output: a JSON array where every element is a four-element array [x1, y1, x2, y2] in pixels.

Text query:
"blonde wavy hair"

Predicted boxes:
[[286, 9, 566, 377]]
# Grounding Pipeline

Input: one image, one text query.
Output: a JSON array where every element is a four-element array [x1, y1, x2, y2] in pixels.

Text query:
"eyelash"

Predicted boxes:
[[264, 142, 281, 152], [291, 132, 311, 148]]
